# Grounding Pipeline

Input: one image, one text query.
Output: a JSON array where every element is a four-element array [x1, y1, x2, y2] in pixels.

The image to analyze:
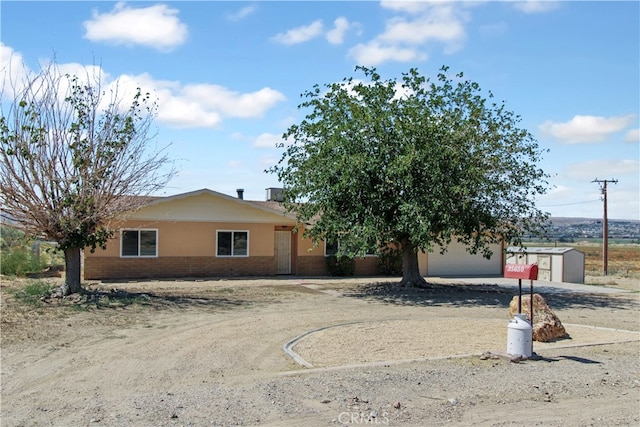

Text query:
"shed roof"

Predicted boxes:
[[506, 246, 579, 255]]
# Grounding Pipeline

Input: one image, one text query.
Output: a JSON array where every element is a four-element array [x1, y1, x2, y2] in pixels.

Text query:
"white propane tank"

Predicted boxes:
[[507, 314, 532, 357]]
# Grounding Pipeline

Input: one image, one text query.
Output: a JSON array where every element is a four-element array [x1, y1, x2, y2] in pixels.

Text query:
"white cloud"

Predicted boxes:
[[539, 114, 638, 143], [624, 128, 640, 143], [1, 47, 285, 130], [104, 72, 285, 128], [253, 132, 285, 148], [379, 9, 465, 46], [349, 1, 468, 66], [273, 17, 360, 47], [181, 84, 286, 119], [566, 159, 639, 180], [0, 43, 29, 97], [349, 41, 427, 67], [83, 2, 188, 51], [380, 0, 432, 14], [226, 5, 257, 22], [514, 1, 561, 14], [271, 20, 324, 45], [1, 45, 114, 110], [609, 187, 640, 220], [326, 17, 352, 45]]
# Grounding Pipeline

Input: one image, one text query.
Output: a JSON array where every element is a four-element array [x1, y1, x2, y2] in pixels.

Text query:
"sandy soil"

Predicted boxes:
[[1, 276, 638, 426]]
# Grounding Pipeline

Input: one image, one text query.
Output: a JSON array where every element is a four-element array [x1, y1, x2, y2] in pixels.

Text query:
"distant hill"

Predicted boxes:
[[550, 217, 639, 225], [537, 217, 640, 241]]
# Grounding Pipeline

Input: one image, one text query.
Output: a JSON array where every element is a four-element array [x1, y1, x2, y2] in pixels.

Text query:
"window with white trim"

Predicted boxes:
[[121, 229, 158, 257], [324, 239, 378, 257], [217, 230, 249, 257]]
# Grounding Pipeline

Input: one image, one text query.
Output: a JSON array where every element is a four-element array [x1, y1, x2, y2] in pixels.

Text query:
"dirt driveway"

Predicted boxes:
[[1, 276, 638, 426]]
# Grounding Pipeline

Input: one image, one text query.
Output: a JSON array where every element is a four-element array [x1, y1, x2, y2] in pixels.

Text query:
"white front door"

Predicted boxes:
[[274, 231, 291, 274]]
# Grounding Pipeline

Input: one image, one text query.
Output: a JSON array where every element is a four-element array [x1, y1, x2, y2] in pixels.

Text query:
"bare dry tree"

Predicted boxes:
[[0, 59, 175, 295]]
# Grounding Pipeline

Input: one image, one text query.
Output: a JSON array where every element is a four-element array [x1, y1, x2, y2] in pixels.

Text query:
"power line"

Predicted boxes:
[[539, 199, 600, 207]]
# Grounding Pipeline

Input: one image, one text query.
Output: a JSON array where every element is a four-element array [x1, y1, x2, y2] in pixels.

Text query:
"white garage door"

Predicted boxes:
[[427, 241, 502, 276]]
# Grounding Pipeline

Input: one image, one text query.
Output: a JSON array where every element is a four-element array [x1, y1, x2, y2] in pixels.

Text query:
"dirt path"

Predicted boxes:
[[1, 277, 638, 426]]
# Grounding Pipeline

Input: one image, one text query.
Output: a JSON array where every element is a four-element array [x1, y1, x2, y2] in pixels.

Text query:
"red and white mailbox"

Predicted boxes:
[[504, 263, 538, 357], [504, 263, 539, 280]]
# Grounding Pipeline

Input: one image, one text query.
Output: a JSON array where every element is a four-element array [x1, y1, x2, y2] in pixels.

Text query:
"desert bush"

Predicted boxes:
[[378, 245, 403, 276], [7, 281, 55, 306], [0, 225, 62, 276], [0, 247, 45, 276], [326, 255, 355, 276]]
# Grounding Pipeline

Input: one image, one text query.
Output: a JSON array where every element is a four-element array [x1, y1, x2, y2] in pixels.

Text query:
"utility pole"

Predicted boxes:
[[592, 178, 618, 275]]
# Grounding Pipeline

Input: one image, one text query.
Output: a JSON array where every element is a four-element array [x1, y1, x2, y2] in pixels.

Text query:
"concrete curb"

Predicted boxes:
[[282, 319, 639, 370]]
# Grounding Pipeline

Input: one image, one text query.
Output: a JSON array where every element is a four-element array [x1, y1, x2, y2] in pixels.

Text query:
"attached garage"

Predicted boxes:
[[419, 241, 504, 277]]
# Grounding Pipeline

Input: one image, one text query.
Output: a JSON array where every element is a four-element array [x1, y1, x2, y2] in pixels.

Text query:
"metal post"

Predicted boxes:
[[529, 280, 533, 325], [518, 278, 522, 313], [530, 279, 534, 355]]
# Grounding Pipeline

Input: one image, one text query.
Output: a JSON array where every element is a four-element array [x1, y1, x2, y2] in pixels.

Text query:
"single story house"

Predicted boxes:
[[83, 188, 504, 280]]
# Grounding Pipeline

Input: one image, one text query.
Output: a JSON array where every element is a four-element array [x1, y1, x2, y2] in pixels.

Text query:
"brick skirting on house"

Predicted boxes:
[[84, 256, 276, 280], [85, 255, 381, 281]]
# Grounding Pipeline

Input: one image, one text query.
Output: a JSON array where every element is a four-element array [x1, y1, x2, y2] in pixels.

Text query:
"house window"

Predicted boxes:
[[325, 240, 339, 257], [324, 239, 377, 257], [121, 229, 157, 257], [364, 244, 378, 257], [217, 231, 249, 257]]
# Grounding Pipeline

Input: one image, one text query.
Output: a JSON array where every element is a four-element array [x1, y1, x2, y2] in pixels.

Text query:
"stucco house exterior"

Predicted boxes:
[[83, 188, 504, 281]]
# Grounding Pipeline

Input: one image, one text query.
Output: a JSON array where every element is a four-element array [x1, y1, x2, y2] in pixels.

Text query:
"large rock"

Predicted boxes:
[[509, 294, 568, 342]]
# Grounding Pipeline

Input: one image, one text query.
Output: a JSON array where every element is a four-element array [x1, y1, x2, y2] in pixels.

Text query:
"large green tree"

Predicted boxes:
[[0, 61, 174, 295], [270, 66, 549, 287]]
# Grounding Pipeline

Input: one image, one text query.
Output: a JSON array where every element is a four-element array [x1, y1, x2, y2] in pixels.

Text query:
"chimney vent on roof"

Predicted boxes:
[[236, 188, 244, 200], [265, 187, 284, 202]]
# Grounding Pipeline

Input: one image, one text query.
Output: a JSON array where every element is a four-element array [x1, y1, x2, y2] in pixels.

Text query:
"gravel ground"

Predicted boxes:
[[1, 276, 638, 426]]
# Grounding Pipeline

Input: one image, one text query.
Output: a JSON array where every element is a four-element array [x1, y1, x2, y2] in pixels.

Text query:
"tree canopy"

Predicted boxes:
[[0, 60, 175, 294], [269, 66, 549, 287]]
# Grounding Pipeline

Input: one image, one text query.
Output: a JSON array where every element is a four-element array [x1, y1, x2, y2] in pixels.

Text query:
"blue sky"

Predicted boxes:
[[1, 1, 638, 220]]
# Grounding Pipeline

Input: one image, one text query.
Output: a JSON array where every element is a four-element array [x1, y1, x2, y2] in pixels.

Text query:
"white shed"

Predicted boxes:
[[505, 246, 585, 284]]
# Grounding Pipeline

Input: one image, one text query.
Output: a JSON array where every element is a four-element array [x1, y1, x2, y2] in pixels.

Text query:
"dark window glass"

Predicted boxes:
[[217, 231, 248, 256], [325, 240, 339, 256], [217, 231, 232, 256], [366, 239, 378, 256], [233, 232, 248, 256], [122, 230, 157, 257], [122, 230, 139, 256], [139, 231, 157, 256]]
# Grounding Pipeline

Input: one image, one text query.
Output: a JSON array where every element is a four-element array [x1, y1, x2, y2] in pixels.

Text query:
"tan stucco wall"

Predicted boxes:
[[297, 232, 324, 257], [86, 220, 277, 258]]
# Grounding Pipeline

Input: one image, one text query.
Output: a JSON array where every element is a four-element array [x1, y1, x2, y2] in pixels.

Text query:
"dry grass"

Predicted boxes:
[[578, 244, 640, 277]]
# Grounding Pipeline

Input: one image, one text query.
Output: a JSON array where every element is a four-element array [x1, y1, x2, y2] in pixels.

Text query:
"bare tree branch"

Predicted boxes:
[[1, 58, 175, 293]]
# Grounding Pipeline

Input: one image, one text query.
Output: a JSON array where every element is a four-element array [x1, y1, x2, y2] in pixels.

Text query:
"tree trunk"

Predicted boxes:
[[62, 247, 83, 295], [399, 240, 427, 288]]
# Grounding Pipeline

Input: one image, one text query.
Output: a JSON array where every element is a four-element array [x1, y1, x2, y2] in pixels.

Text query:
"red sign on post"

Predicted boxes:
[[504, 263, 539, 280]]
